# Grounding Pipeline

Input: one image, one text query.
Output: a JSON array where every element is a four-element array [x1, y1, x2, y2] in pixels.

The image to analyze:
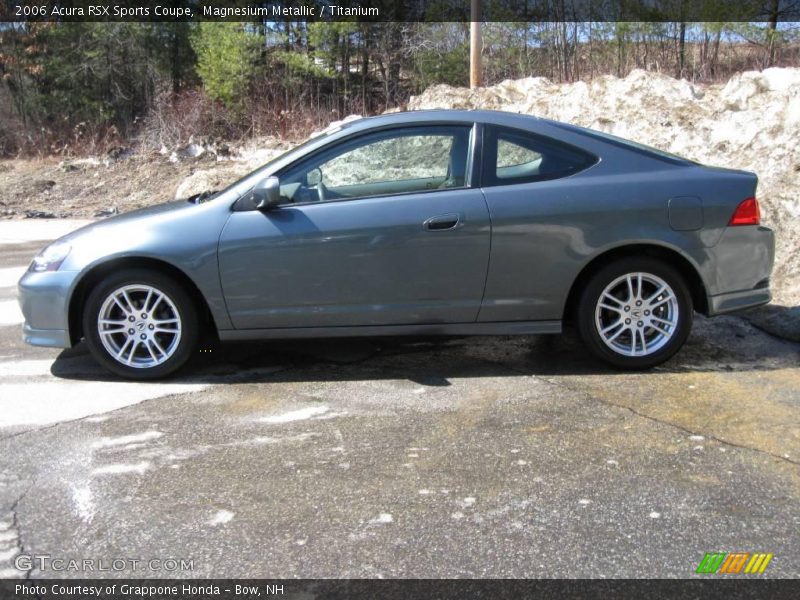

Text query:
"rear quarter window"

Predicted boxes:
[[484, 126, 597, 186]]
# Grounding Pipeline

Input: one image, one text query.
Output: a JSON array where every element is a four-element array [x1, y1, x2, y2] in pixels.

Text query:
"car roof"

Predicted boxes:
[[340, 109, 542, 131], [343, 109, 694, 167]]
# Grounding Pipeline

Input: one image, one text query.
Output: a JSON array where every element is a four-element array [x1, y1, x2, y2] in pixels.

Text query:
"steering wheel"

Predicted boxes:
[[316, 181, 329, 202]]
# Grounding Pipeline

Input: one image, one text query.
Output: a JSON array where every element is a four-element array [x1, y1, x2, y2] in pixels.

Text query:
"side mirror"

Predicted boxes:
[[253, 176, 281, 210]]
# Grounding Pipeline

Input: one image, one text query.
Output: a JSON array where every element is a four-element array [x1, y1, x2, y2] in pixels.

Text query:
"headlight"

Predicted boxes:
[[30, 241, 71, 272]]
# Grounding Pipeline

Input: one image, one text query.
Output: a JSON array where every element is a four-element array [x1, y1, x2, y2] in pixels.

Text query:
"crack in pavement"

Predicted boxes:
[[0, 420, 67, 444], [8, 485, 32, 580], [292, 337, 800, 470], [538, 373, 800, 469], [459, 351, 800, 469]]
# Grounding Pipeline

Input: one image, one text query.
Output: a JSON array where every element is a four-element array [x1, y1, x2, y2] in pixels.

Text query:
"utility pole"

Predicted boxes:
[[470, 0, 482, 88]]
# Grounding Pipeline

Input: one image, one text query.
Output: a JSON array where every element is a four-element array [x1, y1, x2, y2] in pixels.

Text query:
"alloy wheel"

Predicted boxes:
[[97, 284, 182, 368], [594, 272, 679, 357]]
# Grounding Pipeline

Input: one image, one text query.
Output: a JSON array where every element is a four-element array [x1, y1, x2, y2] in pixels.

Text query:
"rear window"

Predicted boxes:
[[548, 121, 698, 166], [484, 126, 597, 186]]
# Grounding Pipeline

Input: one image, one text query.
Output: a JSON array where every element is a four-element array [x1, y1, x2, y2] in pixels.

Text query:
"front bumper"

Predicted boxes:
[[23, 323, 71, 348], [18, 269, 77, 349]]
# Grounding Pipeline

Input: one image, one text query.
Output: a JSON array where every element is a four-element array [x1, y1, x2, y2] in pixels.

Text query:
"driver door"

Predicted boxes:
[[218, 124, 492, 330]]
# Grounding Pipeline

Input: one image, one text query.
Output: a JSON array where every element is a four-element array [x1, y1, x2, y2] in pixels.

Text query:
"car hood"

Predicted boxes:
[[52, 196, 232, 274], [59, 200, 197, 243]]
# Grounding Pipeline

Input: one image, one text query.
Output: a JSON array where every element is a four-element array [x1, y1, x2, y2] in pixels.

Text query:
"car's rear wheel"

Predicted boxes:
[[83, 269, 199, 379], [577, 258, 692, 369]]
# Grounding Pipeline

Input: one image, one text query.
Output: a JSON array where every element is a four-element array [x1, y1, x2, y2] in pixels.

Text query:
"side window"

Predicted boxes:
[[278, 125, 472, 204], [497, 138, 541, 171], [485, 126, 596, 186]]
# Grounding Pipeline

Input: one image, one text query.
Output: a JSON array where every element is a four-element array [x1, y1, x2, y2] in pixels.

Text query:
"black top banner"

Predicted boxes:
[[2, 0, 800, 22], [1, 579, 800, 600]]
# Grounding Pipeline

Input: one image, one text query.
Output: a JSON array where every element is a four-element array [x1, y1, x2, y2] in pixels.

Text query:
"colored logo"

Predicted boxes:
[[696, 552, 773, 574]]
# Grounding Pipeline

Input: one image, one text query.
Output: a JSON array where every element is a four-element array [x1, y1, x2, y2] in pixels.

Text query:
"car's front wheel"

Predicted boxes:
[[83, 269, 199, 379], [577, 258, 693, 369]]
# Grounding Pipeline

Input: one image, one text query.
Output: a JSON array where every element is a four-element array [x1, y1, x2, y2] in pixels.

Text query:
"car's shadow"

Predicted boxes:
[[50, 312, 800, 383]]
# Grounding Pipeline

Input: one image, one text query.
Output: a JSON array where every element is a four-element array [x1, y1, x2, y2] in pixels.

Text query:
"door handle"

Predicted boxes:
[[423, 213, 460, 231]]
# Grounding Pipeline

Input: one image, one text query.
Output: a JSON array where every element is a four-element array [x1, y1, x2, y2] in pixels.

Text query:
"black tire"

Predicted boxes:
[[576, 257, 693, 369], [83, 269, 200, 379]]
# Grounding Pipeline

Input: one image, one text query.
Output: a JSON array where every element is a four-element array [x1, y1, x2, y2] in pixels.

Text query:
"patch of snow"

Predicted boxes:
[[91, 431, 163, 449], [260, 405, 329, 424], [649, 511, 662, 519], [84, 416, 110, 423], [578, 498, 592, 505], [209, 510, 235, 526], [368, 513, 393, 525], [312, 410, 347, 421], [92, 462, 150, 476], [689, 435, 705, 441], [459, 497, 476, 508], [71, 485, 94, 522], [182, 143, 205, 158], [451, 512, 465, 520], [242, 433, 317, 445], [0, 530, 16, 543]]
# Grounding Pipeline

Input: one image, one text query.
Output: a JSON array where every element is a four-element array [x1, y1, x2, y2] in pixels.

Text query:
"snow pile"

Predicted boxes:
[[174, 137, 290, 199], [409, 68, 800, 304]]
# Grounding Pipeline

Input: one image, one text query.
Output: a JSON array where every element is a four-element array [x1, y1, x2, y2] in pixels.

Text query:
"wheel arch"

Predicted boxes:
[[562, 243, 709, 324], [68, 256, 216, 346]]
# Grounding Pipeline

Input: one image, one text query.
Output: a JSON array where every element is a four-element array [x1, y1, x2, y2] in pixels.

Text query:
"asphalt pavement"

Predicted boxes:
[[0, 221, 798, 579]]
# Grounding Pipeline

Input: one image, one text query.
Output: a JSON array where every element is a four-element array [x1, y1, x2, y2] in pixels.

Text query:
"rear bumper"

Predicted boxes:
[[708, 286, 771, 316], [701, 225, 774, 315]]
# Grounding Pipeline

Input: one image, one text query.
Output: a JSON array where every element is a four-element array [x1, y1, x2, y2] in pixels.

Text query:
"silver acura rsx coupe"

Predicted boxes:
[[18, 110, 774, 379]]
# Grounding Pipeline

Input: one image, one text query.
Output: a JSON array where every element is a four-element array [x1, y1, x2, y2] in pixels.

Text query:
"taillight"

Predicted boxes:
[[729, 197, 760, 226]]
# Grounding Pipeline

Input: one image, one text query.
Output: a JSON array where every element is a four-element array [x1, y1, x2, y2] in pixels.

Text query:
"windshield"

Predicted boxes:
[[212, 129, 341, 199]]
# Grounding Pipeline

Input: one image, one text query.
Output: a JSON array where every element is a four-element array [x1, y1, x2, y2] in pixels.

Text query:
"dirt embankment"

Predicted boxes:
[[0, 138, 291, 220], [0, 69, 797, 304]]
